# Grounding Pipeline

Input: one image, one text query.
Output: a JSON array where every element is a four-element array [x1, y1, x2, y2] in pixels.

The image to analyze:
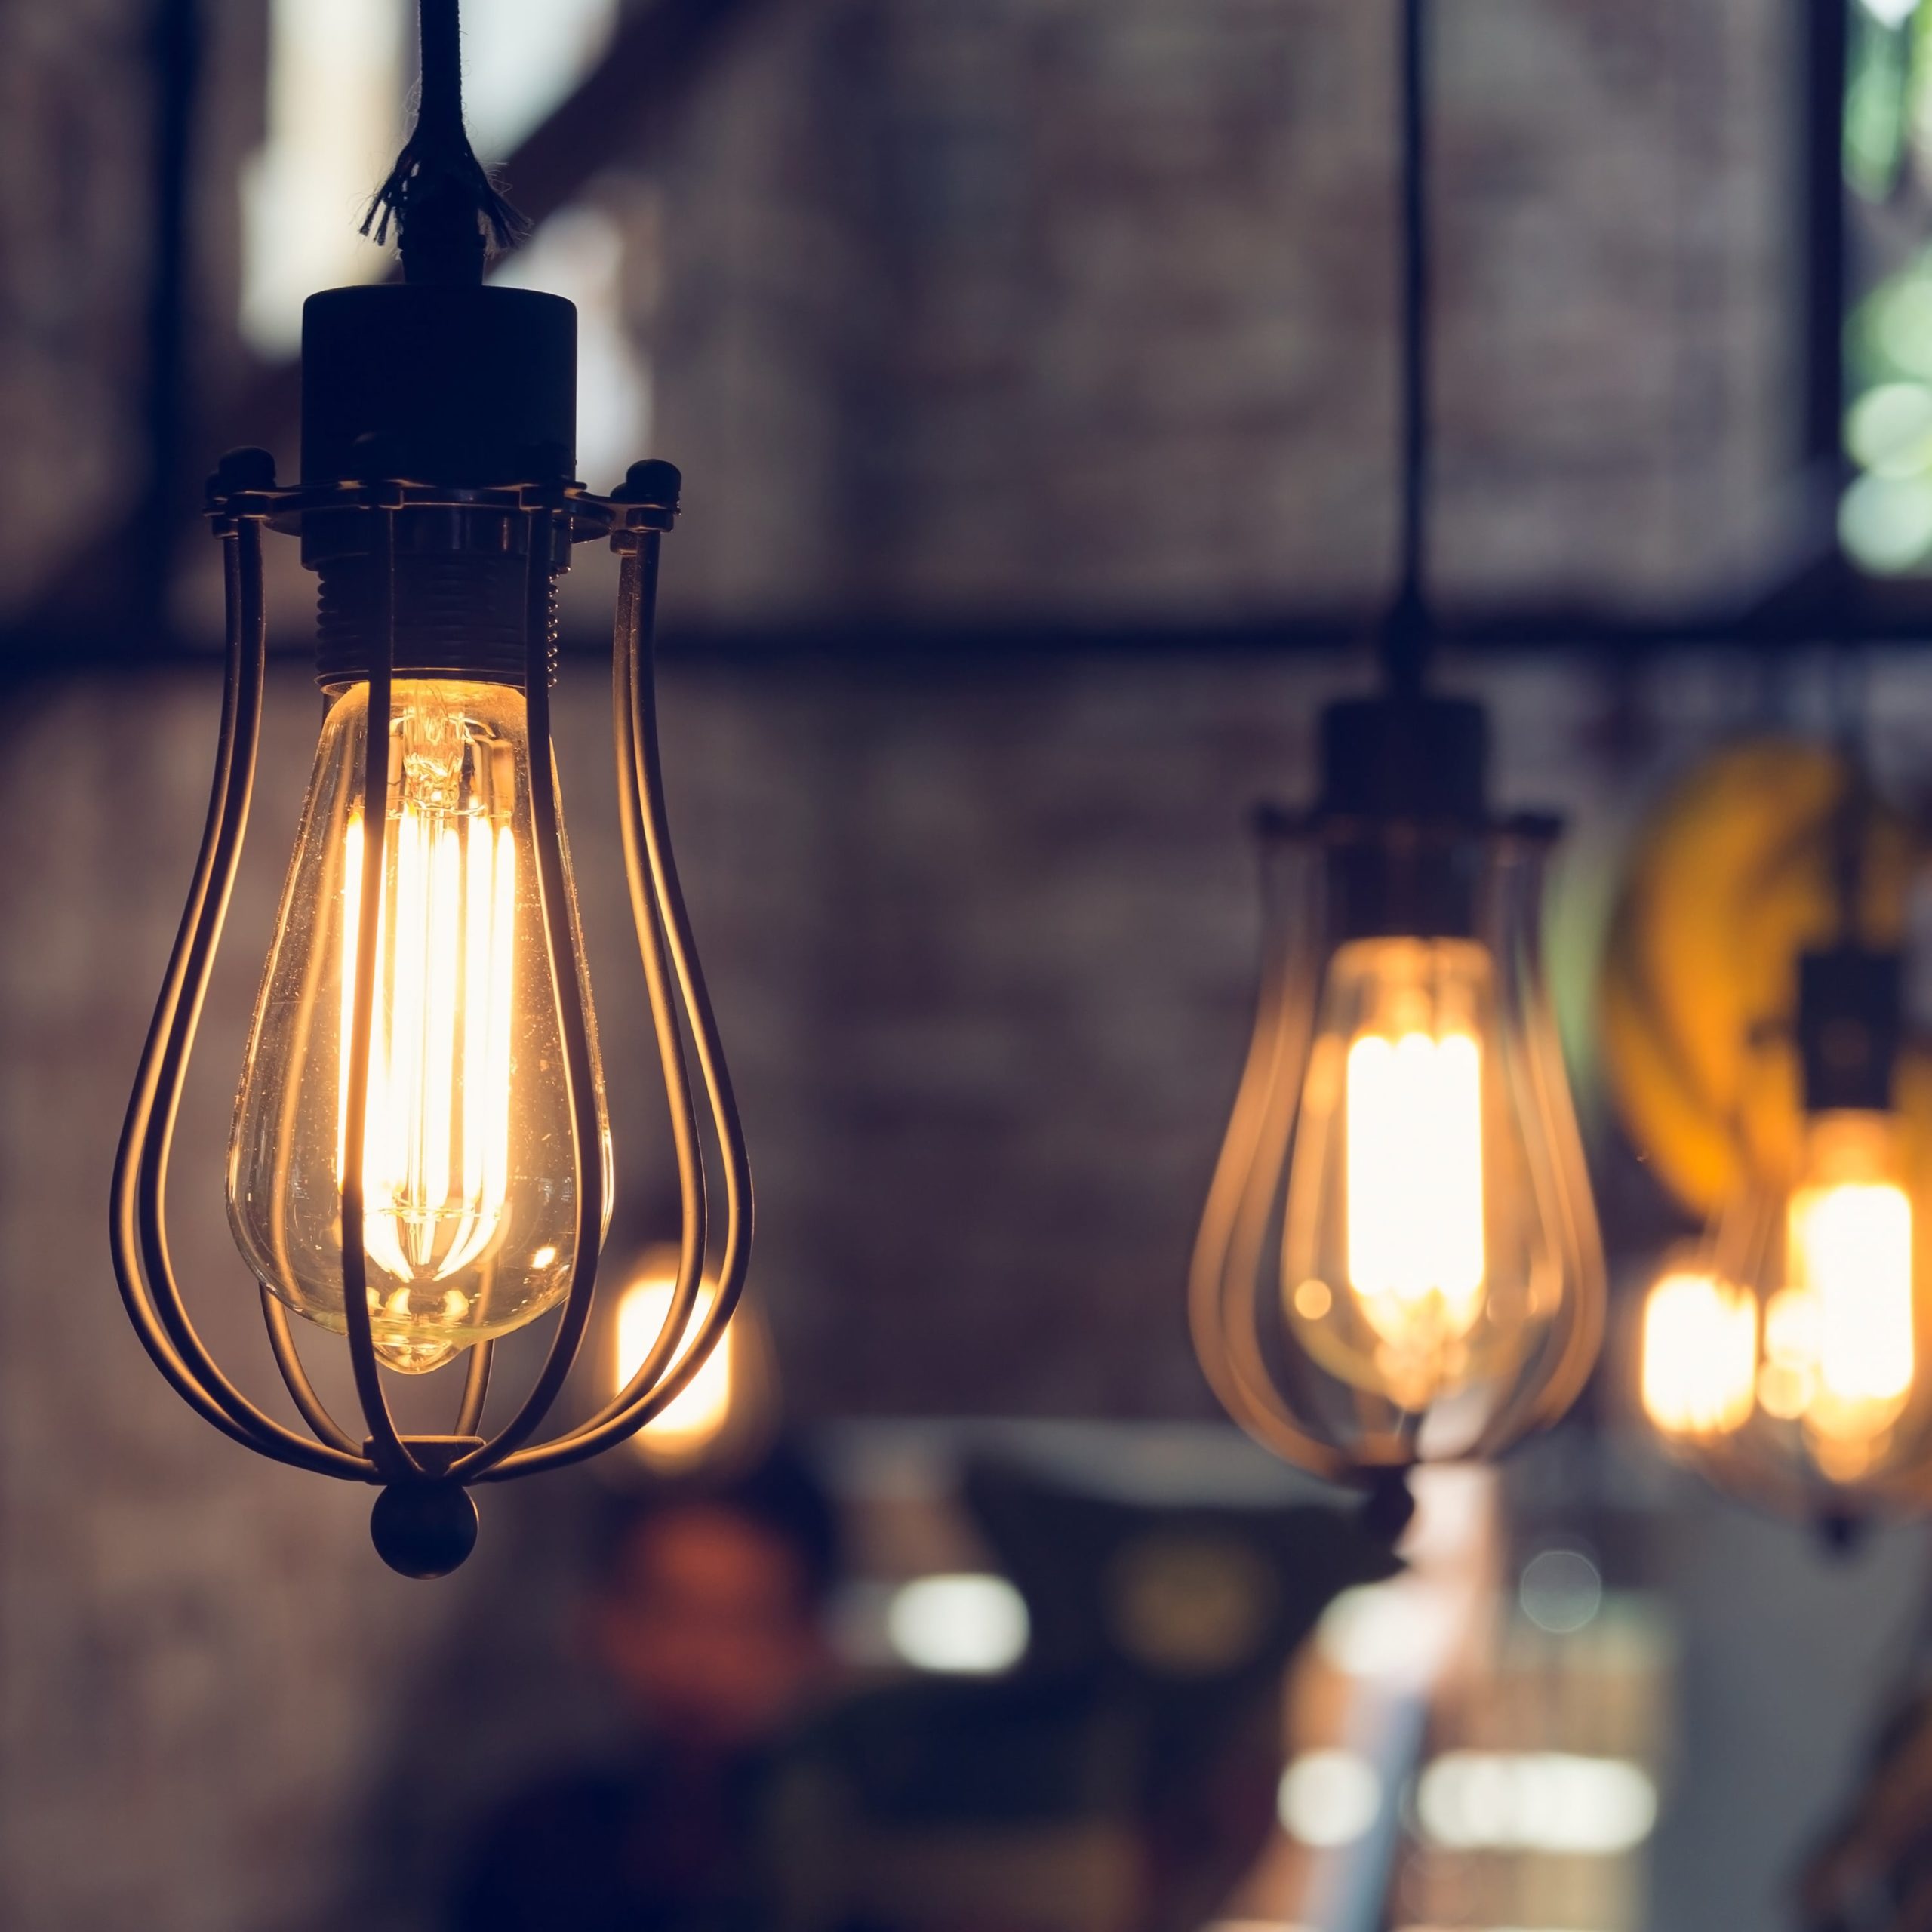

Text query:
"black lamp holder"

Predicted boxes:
[[1795, 944, 1903, 1113]]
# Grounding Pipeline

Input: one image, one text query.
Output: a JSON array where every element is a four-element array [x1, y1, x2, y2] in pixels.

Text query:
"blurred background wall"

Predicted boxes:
[[2, 4, 1930, 1931]]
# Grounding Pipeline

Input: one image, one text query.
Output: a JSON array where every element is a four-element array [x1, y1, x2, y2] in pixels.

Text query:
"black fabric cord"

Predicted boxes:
[[1829, 656, 1872, 950], [1381, 0, 1432, 697], [361, 0, 527, 285]]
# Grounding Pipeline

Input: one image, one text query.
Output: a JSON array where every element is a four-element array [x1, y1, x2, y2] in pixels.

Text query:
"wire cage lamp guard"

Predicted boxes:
[[110, 453, 751, 1577], [1182, 0, 1606, 1534], [1188, 803, 1604, 1490]]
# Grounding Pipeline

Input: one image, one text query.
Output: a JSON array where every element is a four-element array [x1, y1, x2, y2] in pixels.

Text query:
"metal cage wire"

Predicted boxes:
[[1188, 811, 1604, 1491], [109, 453, 751, 1537]]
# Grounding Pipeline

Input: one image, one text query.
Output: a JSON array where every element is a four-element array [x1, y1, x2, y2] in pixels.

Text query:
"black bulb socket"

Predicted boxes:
[[1797, 946, 1903, 1115], [299, 284, 579, 688], [1315, 696, 1492, 943], [1318, 695, 1490, 824]]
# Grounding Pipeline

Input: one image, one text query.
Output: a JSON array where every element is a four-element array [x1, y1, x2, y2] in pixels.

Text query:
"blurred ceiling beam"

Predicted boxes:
[[7, 0, 774, 665], [15, 595, 1932, 680]]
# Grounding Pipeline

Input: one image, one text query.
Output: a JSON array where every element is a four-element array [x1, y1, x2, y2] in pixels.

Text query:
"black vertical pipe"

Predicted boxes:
[[139, 0, 202, 641], [1804, 0, 1849, 478]]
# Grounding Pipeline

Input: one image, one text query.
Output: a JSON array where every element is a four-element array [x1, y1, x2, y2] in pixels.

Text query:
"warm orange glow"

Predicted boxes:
[[1278, 935, 1542, 1414], [338, 802, 517, 1294], [229, 679, 605, 1375], [1345, 1024, 1486, 1349], [1780, 1112, 1915, 1469], [616, 1273, 734, 1460], [1640, 1267, 1757, 1437]]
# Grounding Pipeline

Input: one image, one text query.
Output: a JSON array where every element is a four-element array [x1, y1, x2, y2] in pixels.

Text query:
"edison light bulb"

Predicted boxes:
[[1192, 697, 1600, 1481], [1281, 936, 1564, 1413], [229, 678, 608, 1374], [1668, 1107, 1929, 1503], [1640, 1266, 1757, 1438], [614, 1269, 734, 1463]]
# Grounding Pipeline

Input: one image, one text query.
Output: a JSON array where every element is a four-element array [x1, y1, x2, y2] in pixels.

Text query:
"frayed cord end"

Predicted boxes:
[[361, 129, 528, 285]]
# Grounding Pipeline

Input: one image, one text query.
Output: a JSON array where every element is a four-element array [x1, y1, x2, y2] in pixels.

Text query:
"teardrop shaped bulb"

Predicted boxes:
[[1280, 935, 1571, 1413], [228, 678, 609, 1373]]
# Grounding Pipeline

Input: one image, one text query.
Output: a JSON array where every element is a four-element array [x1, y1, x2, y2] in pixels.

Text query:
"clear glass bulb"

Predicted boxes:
[[229, 678, 609, 1374], [1639, 1264, 1758, 1439], [1281, 936, 1565, 1414], [1192, 820, 1600, 1476]]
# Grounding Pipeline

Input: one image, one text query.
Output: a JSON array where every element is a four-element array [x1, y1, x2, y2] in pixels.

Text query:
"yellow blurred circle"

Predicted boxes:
[[1598, 739, 1921, 1217]]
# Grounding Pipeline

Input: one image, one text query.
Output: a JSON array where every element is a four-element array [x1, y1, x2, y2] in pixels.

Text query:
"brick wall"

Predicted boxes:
[[651, 0, 1794, 629], [0, 4, 1880, 1930], [9, 637, 1930, 1930]]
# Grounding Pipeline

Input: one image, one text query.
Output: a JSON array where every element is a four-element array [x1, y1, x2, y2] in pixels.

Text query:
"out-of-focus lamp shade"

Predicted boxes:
[[1639, 1263, 1758, 1440], [1192, 0, 1601, 1494], [1641, 1110, 1932, 1510], [1191, 720, 1604, 1487], [1632, 918, 1932, 1520]]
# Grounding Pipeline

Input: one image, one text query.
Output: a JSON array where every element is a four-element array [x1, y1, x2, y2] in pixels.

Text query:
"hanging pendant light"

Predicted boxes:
[[110, 0, 750, 1577], [1634, 764, 1932, 1537], [1189, 0, 1604, 1530]]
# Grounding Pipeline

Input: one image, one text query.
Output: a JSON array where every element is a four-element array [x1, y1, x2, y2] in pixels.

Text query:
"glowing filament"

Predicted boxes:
[[337, 788, 516, 1294], [1641, 1269, 1757, 1437], [1787, 1175, 1913, 1449], [1345, 1027, 1487, 1349]]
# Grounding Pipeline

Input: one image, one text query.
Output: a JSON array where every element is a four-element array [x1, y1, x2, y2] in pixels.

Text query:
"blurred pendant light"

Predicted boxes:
[[110, 0, 750, 1577], [611, 1247, 778, 1474], [1636, 761, 1932, 1536], [1639, 1257, 1758, 1441], [1189, 0, 1604, 1531]]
